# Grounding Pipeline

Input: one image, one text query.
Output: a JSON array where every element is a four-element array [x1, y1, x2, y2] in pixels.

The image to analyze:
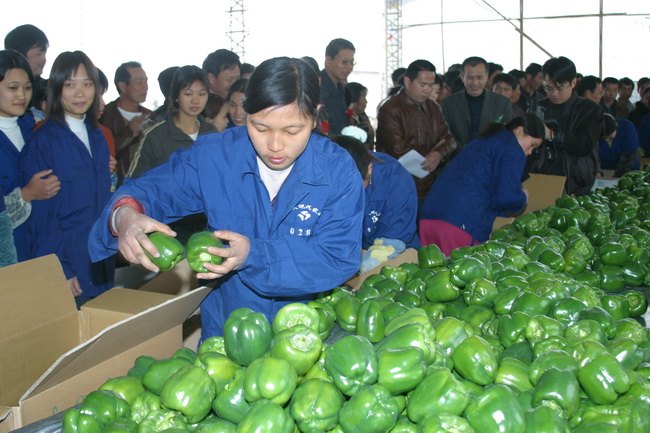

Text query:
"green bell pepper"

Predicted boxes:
[[424, 269, 460, 302], [235, 399, 295, 433], [621, 261, 648, 287], [160, 365, 216, 424], [572, 285, 603, 309], [272, 302, 320, 334], [198, 336, 226, 356], [334, 295, 361, 332], [532, 367, 580, 419], [127, 355, 156, 380], [79, 390, 130, 426], [498, 340, 533, 365], [495, 357, 533, 393], [613, 317, 648, 344], [339, 384, 399, 433], [579, 306, 618, 339], [578, 352, 631, 404], [194, 351, 239, 395], [451, 335, 498, 386], [418, 414, 475, 433], [129, 390, 161, 423], [393, 288, 422, 308], [194, 418, 236, 433], [144, 232, 184, 272], [136, 409, 188, 433], [223, 307, 272, 366], [510, 291, 552, 317], [384, 307, 434, 339], [376, 321, 437, 364], [524, 405, 571, 433], [572, 339, 608, 368], [601, 294, 630, 321], [600, 242, 628, 266], [459, 305, 497, 335], [62, 409, 102, 433], [550, 297, 587, 327], [289, 378, 344, 433], [307, 301, 336, 340], [450, 256, 491, 287], [624, 290, 648, 316], [381, 301, 409, 324], [407, 367, 469, 422], [599, 265, 626, 292], [532, 336, 573, 359], [464, 384, 525, 433], [528, 349, 578, 385], [355, 285, 382, 303], [212, 367, 249, 424], [324, 334, 378, 396], [463, 277, 499, 308], [270, 323, 322, 375], [377, 347, 426, 395], [98, 376, 144, 405], [243, 356, 297, 405], [418, 244, 447, 268], [355, 298, 386, 343], [493, 286, 523, 315], [101, 417, 138, 433], [434, 316, 475, 356], [380, 265, 409, 285], [607, 337, 643, 370], [186, 231, 223, 273], [525, 315, 566, 347]]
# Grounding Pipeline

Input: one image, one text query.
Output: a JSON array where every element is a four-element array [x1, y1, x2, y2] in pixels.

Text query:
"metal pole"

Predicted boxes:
[[599, 0, 604, 78], [519, 0, 524, 70]]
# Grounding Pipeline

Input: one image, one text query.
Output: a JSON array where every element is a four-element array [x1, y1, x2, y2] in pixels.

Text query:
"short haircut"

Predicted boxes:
[[602, 77, 619, 87], [325, 38, 355, 59], [169, 65, 209, 109], [202, 49, 241, 77], [391, 67, 406, 84], [114, 61, 142, 95], [243, 57, 320, 121], [158, 66, 180, 99], [619, 77, 634, 88], [525, 63, 543, 78], [240, 63, 256, 76], [638, 77, 650, 91], [227, 78, 249, 101], [47, 51, 100, 127], [508, 69, 525, 81], [492, 72, 517, 89], [461, 56, 488, 74], [4, 24, 48, 55], [601, 113, 617, 137], [480, 113, 545, 140], [202, 93, 227, 119], [576, 75, 601, 97], [345, 82, 367, 106], [488, 62, 503, 76], [404, 59, 436, 81], [542, 57, 576, 84], [330, 134, 371, 179]]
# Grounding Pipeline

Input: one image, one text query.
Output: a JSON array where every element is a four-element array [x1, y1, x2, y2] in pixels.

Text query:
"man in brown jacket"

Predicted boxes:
[[376, 59, 456, 201]]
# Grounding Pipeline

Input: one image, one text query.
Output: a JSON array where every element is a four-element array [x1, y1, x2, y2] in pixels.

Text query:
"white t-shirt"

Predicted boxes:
[[0, 116, 24, 151], [117, 106, 143, 122], [256, 156, 294, 202], [66, 115, 92, 156]]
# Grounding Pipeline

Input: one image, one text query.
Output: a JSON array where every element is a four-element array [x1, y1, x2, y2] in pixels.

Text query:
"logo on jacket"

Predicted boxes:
[[369, 210, 381, 224], [293, 204, 321, 219], [298, 211, 311, 221]]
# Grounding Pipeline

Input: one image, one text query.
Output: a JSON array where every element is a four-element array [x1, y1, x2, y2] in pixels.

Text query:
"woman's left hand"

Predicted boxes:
[[196, 230, 251, 279]]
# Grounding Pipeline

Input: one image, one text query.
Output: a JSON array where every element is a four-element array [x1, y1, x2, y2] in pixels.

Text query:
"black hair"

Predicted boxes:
[[619, 77, 634, 88], [345, 82, 367, 106], [509, 69, 525, 81], [114, 61, 142, 95], [4, 25, 48, 55], [543, 57, 576, 84], [169, 65, 209, 109], [638, 77, 650, 91], [434, 73, 444, 86], [330, 134, 371, 180], [97, 68, 109, 94], [158, 66, 179, 98], [0, 49, 34, 87], [391, 67, 406, 85], [461, 56, 488, 74], [444, 69, 460, 87], [240, 63, 256, 76], [601, 113, 617, 137], [227, 78, 249, 101], [202, 49, 241, 76], [492, 72, 517, 90], [405, 60, 436, 81], [642, 86, 650, 99], [300, 56, 320, 75], [488, 62, 503, 76], [602, 77, 619, 87], [479, 113, 545, 140], [451, 76, 465, 94], [202, 93, 227, 119], [243, 57, 320, 121], [576, 75, 601, 97], [524, 63, 543, 78], [325, 38, 355, 59], [47, 51, 100, 127]]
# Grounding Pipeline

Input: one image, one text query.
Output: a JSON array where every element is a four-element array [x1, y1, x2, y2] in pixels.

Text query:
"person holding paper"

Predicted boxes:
[[376, 59, 456, 201], [419, 114, 546, 255]]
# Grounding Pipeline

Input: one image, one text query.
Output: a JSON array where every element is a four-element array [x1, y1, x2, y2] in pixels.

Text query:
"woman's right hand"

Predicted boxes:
[[115, 205, 176, 272], [21, 169, 61, 201]]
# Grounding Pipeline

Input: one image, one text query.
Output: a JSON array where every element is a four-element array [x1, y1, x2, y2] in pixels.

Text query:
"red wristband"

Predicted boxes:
[[109, 196, 145, 235]]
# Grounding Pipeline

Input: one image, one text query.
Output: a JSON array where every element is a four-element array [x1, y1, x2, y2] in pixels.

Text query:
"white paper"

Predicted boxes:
[[398, 150, 430, 179]]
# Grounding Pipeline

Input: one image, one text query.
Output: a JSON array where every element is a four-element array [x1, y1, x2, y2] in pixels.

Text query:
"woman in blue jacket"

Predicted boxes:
[[419, 114, 546, 254], [20, 51, 114, 303], [0, 50, 60, 260], [88, 57, 364, 339]]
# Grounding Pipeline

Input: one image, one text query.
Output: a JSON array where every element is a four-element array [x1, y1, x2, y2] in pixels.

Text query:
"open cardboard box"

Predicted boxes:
[[0, 255, 210, 432], [492, 173, 566, 231], [346, 248, 419, 291]]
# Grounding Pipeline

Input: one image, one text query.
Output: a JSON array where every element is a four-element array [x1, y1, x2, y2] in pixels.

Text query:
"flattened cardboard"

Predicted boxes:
[[346, 248, 419, 291], [493, 173, 566, 231]]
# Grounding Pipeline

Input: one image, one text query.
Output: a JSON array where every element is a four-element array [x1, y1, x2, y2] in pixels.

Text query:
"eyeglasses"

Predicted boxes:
[[543, 82, 570, 94], [339, 59, 356, 67]]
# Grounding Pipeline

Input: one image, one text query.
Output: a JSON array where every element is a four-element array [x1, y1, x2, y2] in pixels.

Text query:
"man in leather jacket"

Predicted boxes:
[[376, 59, 456, 201]]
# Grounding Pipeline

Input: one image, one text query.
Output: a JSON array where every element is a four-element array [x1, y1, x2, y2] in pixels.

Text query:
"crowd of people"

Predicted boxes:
[[2, 24, 649, 338]]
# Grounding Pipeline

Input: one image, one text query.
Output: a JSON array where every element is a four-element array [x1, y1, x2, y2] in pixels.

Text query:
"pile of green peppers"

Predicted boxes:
[[62, 169, 650, 433]]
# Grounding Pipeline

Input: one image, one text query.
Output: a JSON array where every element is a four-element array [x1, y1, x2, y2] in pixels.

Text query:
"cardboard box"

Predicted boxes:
[[0, 255, 210, 432], [346, 248, 419, 291], [493, 173, 567, 231]]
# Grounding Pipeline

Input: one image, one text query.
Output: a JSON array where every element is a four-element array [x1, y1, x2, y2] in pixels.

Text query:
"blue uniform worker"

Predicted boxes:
[[599, 117, 640, 175], [0, 115, 34, 260], [20, 118, 115, 297], [89, 127, 364, 338], [420, 129, 528, 243], [363, 151, 419, 250]]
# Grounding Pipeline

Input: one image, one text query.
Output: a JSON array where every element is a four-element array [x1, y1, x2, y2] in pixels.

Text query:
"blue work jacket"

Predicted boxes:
[[20, 118, 114, 297], [599, 117, 640, 171], [89, 126, 364, 338], [363, 152, 419, 249], [0, 115, 35, 260], [420, 130, 528, 243]]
